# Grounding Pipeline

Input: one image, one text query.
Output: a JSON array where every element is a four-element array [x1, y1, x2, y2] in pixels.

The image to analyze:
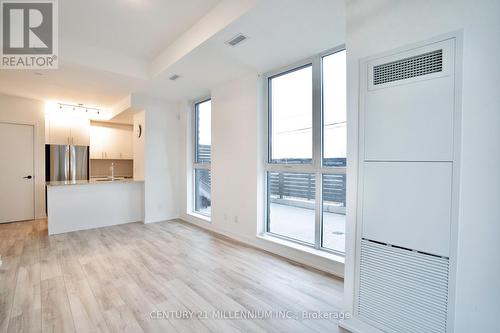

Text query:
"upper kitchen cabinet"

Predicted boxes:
[[45, 113, 69, 144], [70, 117, 91, 146], [90, 122, 133, 160], [46, 114, 90, 146], [89, 125, 104, 159]]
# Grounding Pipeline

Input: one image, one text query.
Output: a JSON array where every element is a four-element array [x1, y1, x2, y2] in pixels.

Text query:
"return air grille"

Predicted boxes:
[[373, 49, 443, 85], [358, 239, 449, 333]]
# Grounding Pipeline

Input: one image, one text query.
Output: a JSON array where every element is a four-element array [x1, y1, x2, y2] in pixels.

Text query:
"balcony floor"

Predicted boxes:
[[269, 203, 345, 253]]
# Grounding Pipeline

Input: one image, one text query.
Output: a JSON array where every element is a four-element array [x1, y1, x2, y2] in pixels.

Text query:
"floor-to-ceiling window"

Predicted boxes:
[[193, 99, 212, 217], [265, 48, 346, 254]]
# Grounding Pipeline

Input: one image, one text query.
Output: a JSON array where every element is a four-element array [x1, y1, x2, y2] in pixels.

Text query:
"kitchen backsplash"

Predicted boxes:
[[90, 159, 133, 178]]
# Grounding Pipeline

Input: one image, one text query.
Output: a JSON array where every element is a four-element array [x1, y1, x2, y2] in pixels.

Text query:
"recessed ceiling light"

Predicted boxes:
[[226, 33, 248, 47], [169, 74, 180, 81]]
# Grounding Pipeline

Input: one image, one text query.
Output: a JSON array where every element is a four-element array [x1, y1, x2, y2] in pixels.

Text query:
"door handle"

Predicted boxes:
[[23, 175, 32, 179]]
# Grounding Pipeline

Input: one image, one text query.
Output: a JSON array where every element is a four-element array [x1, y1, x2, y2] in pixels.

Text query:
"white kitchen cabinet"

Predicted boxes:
[[46, 113, 70, 145], [70, 117, 91, 146], [46, 114, 90, 146], [117, 126, 133, 159], [90, 122, 133, 160], [89, 125, 104, 159]]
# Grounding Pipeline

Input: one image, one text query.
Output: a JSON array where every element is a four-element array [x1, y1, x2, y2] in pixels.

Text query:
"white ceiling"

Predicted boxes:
[[143, 0, 346, 100], [0, 61, 145, 107], [60, 0, 221, 60], [0, 0, 345, 110]]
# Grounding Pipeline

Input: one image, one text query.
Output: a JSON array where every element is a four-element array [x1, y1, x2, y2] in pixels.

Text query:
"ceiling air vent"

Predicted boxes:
[[373, 49, 443, 85], [169, 74, 180, 81], [226, 34, 248, 47]]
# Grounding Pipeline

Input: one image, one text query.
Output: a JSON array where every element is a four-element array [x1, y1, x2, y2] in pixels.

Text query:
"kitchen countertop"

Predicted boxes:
[[46, 178, 144, 186]]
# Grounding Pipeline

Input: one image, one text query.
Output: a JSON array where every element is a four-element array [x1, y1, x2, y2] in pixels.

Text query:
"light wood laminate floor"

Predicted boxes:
[[0, 219, 346, 333]]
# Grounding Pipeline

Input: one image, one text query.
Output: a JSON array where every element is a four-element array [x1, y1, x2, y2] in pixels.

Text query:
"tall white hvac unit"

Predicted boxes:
[[350, 35, 461, 333]]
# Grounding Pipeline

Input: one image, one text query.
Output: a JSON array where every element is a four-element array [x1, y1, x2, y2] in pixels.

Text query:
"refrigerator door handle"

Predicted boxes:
[[69, 145, 76, 181], [64, 145, 70, 181]]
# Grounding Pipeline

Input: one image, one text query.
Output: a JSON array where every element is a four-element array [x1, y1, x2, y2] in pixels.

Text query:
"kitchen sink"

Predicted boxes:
[[94, 177, 125, 182]]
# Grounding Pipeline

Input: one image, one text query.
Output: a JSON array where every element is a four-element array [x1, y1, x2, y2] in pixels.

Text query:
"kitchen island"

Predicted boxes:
[[46, 179, 144, 235]]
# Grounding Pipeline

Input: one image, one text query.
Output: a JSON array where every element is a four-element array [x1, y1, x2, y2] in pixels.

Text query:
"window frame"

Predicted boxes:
[[193, 97, 212, 218], [194, 97, 212, 167], [264, 45, 346, 256]]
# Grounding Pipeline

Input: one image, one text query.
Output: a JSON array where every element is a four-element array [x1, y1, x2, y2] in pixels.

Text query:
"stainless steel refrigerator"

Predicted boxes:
[[46, 145, 89, 182]]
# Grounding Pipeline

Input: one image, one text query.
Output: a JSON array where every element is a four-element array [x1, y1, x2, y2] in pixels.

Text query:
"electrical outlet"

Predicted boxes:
[[224, 213, 228, 220], [234, 216, 239, 224], [0, 255, 2, 267]]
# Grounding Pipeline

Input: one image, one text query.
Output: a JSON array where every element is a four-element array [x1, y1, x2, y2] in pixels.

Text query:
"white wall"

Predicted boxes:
[[210, 74, 260, 237], [344, 1, 500, 331], [131, 95, 180, 224], [0, 93, 46, 219], [179, 73, 345, 277]]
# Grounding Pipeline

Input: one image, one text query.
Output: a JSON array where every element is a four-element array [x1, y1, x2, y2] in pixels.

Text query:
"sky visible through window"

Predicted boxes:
[[271, 65, 312, 161], [197, 99, 211, 146], [270, 50, 346, 162], [197, 50, 346, 163], [323, 50, 346, 161]]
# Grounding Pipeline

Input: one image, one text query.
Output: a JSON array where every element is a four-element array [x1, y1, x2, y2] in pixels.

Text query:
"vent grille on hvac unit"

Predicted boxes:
[[358, 239, 449, 333], [373, 49, 443, 85]]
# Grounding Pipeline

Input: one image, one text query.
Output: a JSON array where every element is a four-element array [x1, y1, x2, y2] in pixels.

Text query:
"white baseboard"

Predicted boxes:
[[144, 215, 180, 224]]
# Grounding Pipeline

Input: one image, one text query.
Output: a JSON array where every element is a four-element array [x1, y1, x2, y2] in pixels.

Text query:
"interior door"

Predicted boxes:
[[0, 123, 35, 223]]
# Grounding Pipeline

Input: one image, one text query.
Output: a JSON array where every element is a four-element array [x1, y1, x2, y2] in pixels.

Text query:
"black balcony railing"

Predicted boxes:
[[269, 172, 346, 206], [197, 144, 211, 163], [196, 145, 346, 207]]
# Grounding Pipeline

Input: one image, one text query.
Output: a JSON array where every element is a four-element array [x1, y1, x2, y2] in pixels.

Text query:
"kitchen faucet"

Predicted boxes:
[[110, 162, 115, 180]]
